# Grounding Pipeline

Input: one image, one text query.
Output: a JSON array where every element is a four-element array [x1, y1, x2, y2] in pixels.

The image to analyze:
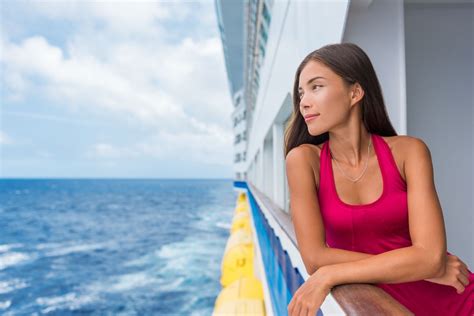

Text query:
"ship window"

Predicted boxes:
[[259, 42, 265, 58], [262, 2, 271, 25], [234, 153, 241, 163], [260, 24, 268, 43]]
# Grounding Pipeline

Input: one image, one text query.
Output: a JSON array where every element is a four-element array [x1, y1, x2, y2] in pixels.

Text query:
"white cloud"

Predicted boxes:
[[29, 0, 173, 31], [2, 36, 188, 127], [3, 71, 29, 102], [1, 1, 234, 169], [85, 143, 136, 160], [3, 110, 113, 127], [137, 126, 233, 166], [0, 131, 13, 145], [36, 150, 53, 159], [2, 3, 231, 127], [85, 122, 233, 166]]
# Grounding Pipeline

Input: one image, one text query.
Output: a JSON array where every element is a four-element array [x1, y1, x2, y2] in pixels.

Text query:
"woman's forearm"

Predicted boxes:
[[308, 247, 373, 275], [318, 245, 443, 287]]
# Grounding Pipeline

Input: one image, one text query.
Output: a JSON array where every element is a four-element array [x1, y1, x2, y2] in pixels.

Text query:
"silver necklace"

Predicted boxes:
[[329, 134, 372, 183]]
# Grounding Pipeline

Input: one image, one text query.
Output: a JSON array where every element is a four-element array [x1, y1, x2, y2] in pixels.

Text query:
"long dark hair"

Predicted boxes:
[[284, 43, 397, 157]]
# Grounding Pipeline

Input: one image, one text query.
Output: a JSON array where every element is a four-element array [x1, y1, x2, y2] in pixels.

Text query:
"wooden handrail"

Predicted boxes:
[[247, 183, 413, 316]]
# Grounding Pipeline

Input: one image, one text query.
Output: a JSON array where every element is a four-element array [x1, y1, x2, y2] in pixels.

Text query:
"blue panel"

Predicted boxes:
[[233, 182, 324, 316], [233, 181, 247, 189]]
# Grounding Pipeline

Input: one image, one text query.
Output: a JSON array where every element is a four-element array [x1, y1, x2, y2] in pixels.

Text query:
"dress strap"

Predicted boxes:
[[371, 134, 407, 191], [318, 139, 332, 198]]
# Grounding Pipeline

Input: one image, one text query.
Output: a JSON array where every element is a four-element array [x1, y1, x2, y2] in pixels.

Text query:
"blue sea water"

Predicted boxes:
[[0, 179, 235, 315]]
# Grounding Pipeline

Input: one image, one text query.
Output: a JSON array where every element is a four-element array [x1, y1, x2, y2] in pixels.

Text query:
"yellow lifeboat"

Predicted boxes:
[[220, 243, 254, 287], [224, 229, 253, 253], [235, 201, 249, 213], [213, 192, 266, 315], [231, 211, 252, 234], [212, 276, 265, 316]]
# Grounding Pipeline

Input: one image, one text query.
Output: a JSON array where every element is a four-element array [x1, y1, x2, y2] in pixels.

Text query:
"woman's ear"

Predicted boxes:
[[351, 83, 364, 106]]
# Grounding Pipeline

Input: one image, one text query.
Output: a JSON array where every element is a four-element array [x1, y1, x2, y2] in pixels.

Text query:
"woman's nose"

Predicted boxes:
[[300, 94, 311, 108]]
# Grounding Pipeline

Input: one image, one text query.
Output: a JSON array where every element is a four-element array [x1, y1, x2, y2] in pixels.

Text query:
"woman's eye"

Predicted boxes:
[[313, 85, 322, 90]]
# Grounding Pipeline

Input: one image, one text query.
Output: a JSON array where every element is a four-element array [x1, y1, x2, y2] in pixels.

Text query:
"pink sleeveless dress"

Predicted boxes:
[[317, 133, 474, 315]]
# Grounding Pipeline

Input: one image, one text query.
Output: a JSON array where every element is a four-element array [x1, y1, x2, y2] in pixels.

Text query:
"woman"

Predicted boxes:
[[285, 43, 473, 316]]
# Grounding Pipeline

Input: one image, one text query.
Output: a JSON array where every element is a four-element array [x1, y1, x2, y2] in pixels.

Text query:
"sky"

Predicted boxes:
[[0, 0, 235, 179]]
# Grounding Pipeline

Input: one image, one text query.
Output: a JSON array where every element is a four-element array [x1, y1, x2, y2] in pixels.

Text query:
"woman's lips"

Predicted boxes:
[[304, 114, 320, 122]]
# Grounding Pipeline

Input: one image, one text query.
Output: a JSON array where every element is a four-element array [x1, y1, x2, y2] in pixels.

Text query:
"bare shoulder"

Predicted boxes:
[[286, 143, 322, 188], [286, 143, 322, 163], [381, 135, 431, 182], [383, 135, 430, 156]]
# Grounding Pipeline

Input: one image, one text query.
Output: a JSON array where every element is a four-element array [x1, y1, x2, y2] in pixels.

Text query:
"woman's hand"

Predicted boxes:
[[425, 254, 471, 294], [287, 268, 332, 316]]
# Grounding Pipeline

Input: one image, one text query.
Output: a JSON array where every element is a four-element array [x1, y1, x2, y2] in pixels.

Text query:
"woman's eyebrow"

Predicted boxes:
[[298, 76, 326, 90]]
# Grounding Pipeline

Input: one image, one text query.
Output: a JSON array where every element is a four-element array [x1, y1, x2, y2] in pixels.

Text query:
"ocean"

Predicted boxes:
[[0, 179, 235, 315]]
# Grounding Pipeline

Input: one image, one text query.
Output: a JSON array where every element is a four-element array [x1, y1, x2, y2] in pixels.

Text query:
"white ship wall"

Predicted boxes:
[[245, 0, 350, 210], [404, 2, 474, 268], [342, 0, 407, 134]]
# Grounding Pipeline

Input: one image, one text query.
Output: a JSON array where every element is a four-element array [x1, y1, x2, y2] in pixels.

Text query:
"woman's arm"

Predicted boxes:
[[317, 137, 447, 286], [313, 247, 373, 274], [286, 145, 384, 275], [319, 245, 442, 286]]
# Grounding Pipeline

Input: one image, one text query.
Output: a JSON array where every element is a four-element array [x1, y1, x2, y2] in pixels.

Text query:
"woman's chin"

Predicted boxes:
[[307, 128, 320, 136]]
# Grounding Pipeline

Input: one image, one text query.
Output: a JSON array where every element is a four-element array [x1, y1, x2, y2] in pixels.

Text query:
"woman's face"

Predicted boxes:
[[298, 60, 353, 136]]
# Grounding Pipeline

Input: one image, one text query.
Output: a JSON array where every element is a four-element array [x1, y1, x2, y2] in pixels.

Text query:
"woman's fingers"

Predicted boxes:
[[447, 254, 459, 265], [288, 297, 294, 316], [458, 272, 470, 287], [293, 299, 302, 316], [452, 257, 470, 285], [460, 262, 470, 274], [299, 305, 308, 316], [460, 265, 470, 279], [453, 280, 466, 294], [458, 259, 468, 268]]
